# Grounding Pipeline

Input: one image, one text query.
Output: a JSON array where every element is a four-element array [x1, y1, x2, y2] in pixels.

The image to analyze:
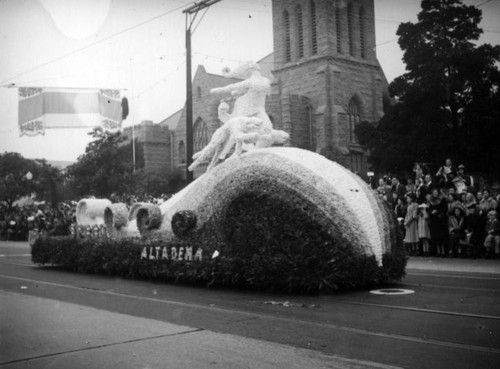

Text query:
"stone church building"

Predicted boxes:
[[125, 0, 389, 179]]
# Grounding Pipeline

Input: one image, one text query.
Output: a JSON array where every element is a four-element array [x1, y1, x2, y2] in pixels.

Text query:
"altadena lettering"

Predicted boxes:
[[140, 246, 202, 261]]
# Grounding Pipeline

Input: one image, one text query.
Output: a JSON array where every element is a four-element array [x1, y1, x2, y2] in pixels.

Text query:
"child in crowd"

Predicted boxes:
[[449, 206, 466, 257], [406, 178, 416, 196], [404, 193, 419, 255], [464, 203, 485, 258], [484, 210, 500, 258], [418, 203, 431, 256]]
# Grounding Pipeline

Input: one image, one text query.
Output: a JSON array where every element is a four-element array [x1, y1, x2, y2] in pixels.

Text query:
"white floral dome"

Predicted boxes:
[[159, 147, 393, 265]]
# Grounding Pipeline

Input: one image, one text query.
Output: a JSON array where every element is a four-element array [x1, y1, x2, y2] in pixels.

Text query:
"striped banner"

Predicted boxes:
[[18, 87, 123, 137]]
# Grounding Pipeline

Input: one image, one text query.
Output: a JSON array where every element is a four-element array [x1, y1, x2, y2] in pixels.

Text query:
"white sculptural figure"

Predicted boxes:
[[188, 61, 289, 172]]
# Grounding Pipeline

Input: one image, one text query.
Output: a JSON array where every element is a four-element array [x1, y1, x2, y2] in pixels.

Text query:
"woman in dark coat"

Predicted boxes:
[[428, 188, 449, 256]]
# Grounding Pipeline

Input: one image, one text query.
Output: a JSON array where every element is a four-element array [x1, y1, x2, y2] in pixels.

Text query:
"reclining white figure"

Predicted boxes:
[[188, 61, 289, 172]]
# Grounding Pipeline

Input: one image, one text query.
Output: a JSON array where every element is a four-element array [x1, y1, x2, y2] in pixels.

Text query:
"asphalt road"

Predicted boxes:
[[1, 241, 499, 369]]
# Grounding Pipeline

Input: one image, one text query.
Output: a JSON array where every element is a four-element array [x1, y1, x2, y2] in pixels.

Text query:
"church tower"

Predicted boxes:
[[270, 0, 388, 174]]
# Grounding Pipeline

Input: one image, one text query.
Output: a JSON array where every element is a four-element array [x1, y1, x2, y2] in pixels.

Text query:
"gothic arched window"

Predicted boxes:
[[193, 118, 209, 153], [359, 7, 366, 59], [178, 140, 186, 164], [296, 5, 304, 58], [347, 3, 354, 56], [310, 1, 318, 55], [348, 98, 360, 143], [284, 10, 291, 62], [335, 5, 342, 54]]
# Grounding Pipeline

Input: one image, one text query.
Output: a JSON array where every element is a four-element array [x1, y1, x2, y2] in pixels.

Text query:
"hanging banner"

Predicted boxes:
[[18, 87, 123, 137]]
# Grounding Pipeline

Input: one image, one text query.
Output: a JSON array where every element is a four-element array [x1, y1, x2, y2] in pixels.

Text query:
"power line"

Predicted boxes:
[[134, 61, 186, 98], [7, 52, 186, 87], [477, 0, 495, 7], [0, 3, 189, 86], [193, 51, 273, 64], [192, 7, 210, 34]]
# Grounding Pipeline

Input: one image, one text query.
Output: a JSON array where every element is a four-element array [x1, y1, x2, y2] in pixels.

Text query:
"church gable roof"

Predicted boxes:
[[159, 109, 183, 130]]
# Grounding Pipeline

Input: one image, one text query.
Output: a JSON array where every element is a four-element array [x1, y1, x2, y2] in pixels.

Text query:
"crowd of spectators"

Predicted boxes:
[[375, 158, 500, 259], [3, 168, 500, 260], [0, 201, 76, 242], [109, 193, 171, 207], [0, 193, 170, 242]]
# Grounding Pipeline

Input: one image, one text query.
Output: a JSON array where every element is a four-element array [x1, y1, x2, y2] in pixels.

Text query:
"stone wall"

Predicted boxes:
[[271, 0, 388, 174], [123, 122, 171, 174]]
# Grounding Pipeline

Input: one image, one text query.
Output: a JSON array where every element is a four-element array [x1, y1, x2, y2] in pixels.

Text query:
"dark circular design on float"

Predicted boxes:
[[172, 210, 197, 237], [136, 204, 162, 234], [104, 203, 128, 229]]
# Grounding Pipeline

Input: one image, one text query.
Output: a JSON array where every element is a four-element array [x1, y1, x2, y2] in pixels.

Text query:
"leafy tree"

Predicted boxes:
[[32, 159, 64, 204], [0, 152, 62, 208], [132, 171, 170, 197], [361, 0, 500, 179], [66, 128, 134, 197], [0, 152, 37, 208]]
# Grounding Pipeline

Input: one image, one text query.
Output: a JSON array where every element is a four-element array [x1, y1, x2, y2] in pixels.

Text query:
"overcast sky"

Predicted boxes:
[[0, 0, 499, 162]]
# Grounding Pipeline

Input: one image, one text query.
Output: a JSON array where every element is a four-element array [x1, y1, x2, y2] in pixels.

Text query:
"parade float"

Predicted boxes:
[[32, 61, 406, 293]]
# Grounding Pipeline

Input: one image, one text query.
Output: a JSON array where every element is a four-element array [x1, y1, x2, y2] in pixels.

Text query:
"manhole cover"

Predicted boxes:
[[369, 288, 415, 295]]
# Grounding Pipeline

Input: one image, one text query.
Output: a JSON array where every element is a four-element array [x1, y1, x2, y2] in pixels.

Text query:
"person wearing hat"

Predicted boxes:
[[454, 164, 475, 194], [376, 177, 392, 202], [436, 158, 457, 189], [392, 177, 407, 200], [416, 174, 434, 204], [403, 193, 419, 255]]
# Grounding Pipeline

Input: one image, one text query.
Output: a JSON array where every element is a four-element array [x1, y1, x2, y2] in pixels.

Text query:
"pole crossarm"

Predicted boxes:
[[182, 0, 222, 15]]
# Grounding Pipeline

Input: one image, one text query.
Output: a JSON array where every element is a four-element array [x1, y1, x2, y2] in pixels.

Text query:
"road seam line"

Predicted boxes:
[[0, 328, 203, 366], [1, 273, 499, 355], [334, 298, 500, 320], [407, 271, 500, 280]]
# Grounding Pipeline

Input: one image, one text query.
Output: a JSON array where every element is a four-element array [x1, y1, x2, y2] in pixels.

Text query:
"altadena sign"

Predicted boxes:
[[140, 245, 203, 261]]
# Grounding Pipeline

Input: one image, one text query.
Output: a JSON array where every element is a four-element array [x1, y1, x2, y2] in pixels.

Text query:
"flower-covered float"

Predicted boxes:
[[32, 61, 406, 293]]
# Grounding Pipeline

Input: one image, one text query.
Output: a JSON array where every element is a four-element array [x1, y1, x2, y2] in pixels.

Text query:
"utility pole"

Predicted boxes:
[[182, 0, 221, 184], [129, 58, 136, 174]]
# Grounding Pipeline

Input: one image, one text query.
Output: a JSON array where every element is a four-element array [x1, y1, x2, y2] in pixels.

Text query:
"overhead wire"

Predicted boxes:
[[192, 51, 272, 65], [3, 0, 497, 89], [134, 60, 186, 99], [0, 2, 191, 86], [191, 6, 211, 34], [477, 0, 495, 7], [8, 52, 186, 87]]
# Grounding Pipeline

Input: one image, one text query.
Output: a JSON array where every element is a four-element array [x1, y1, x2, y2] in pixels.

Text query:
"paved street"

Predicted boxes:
[[1, 241, 499, 369]]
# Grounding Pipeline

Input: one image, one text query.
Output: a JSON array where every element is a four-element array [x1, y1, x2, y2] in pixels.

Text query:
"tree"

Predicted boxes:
[[66, 128, 134, 198], [33, 159, 64, 204], [0, 152, 62, 208], [132, 171, 170, 197], [0, 152, 37, 208], [363, 0, 500, 179]]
